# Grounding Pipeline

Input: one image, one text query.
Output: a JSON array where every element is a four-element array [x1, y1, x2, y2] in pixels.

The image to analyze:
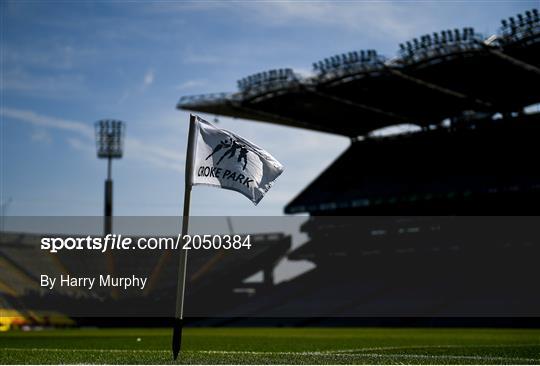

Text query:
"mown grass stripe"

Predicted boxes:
[[2, 347, 539, 363]]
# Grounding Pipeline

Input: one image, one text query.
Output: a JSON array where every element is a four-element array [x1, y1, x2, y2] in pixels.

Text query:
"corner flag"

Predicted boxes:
[[190, 115, 284, 204], [172, 114, 284, 360]]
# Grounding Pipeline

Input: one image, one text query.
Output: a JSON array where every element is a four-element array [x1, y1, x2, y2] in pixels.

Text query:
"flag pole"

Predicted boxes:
[[172, 114, 197, 361]]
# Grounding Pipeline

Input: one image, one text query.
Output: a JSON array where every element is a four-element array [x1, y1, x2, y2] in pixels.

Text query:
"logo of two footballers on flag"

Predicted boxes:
[[205, 137, 250, 170], [190, 116, 284, 205]]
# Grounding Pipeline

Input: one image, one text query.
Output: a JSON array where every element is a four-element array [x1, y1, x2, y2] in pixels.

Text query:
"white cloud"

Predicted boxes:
[[2, 107, 94, 139], [2, 44, 97, 71], [244, 2, 426, 39], [31, 130, 53, 145], [117, 68, 156, 103], [175, 79, 208, 90], [142, 69, 155, 89], [1, 107, 184, 172], [66, 137, 94, 155], [1, 67, 87, 98], [182, 53, 224, 65]]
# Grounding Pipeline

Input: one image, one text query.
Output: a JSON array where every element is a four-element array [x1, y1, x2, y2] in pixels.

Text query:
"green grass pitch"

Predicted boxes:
[[1, 327, 539, 364]]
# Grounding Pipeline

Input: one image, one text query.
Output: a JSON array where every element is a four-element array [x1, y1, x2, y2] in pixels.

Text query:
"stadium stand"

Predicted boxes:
[[0, 232, 292, 319], [148, 233, 291, 316], [285, 113, 540, 215], [0, 233, 84, 297], [0, 256, 40, 296], [176, 9, 540, 320], [1, 9, 539, 325], [178, 9, 539, 137], [179, 10, 540, 218]]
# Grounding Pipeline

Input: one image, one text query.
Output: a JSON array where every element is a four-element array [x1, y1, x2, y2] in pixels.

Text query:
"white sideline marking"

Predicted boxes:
[[196, 351, 540, 363], [2, 345, 539, 363], [333, 343, 540, 353]]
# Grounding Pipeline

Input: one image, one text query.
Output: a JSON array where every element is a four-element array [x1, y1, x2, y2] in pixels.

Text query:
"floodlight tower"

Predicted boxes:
[[95, 120, 125, 235]]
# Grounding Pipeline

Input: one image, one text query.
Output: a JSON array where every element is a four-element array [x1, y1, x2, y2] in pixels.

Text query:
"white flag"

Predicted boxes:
[[189, 116, 284, 205]]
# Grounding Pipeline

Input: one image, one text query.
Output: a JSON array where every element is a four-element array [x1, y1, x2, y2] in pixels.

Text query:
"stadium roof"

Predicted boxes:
[[178, 10, 540, 137]]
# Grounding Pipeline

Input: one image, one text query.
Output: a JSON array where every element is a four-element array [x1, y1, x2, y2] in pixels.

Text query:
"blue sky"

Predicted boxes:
[[1, 0, 537, 218]]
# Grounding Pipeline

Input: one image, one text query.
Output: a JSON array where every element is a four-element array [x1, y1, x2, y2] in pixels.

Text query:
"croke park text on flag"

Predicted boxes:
[[190, 116, 284, 204]]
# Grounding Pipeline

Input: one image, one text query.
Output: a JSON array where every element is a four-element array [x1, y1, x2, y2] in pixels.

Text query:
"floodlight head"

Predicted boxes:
[[95, 119, 125, 159], [454, 29, 460, 41], [441, 31, 447, 43]]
